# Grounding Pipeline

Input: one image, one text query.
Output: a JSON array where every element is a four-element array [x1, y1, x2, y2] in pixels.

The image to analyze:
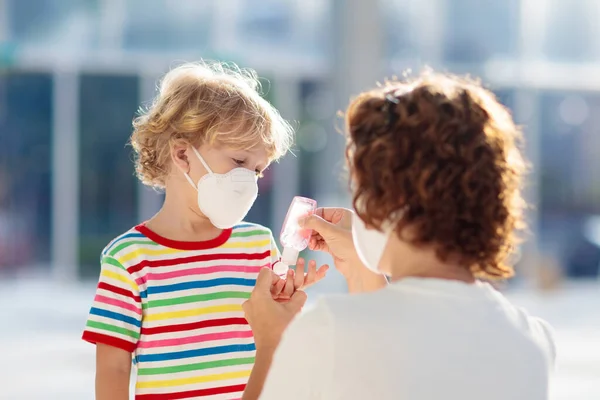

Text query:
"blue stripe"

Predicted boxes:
[[90, 307, 141, 328], [137, 343, 256, 362], [233, 222, 271, 232], [147, 278, 256, 295], [102, 233, 147, 255], [233, 223, 260, 229]]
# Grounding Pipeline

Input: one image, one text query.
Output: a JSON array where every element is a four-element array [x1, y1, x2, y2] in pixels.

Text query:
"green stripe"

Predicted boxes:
[[230, 229, 269, 238], [101, 256, 127, 271], [109, 240, 158, 256], [138, 357, 255, 376], [143, 291, 251, 310], [86, 320, 139, 339]]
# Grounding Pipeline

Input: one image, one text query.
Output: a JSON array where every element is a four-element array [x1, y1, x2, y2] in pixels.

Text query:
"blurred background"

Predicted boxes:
[[0, 0, 599, 398]]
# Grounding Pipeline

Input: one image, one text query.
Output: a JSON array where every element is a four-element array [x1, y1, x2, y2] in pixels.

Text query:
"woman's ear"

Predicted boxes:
[[170, 139, 190, 174]]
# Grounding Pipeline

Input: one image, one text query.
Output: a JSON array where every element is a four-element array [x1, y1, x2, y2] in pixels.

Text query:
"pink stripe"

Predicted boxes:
[[134, 264, 269, 286], [95, 294, 142, 315], [137, 329, 254, 349]]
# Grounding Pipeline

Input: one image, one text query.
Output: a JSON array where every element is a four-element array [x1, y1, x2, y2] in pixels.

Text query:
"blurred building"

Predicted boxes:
[[1, 0, 599, 281]]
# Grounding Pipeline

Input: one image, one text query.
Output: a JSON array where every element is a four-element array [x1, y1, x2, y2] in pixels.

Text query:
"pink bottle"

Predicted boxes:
[[272, 196, 317, 275]]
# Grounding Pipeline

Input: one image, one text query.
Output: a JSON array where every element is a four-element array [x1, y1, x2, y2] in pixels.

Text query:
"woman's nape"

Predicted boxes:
[[379, 232, 476, 283]]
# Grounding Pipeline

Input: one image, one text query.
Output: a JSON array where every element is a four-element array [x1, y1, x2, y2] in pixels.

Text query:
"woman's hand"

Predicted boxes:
[[299, 207, 360, 278], [244, 268, 307, 351], [300, 207, 387, 293]]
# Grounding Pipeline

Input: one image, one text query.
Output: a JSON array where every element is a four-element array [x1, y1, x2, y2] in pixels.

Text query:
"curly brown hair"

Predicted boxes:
[[345, 71, 528, 279]]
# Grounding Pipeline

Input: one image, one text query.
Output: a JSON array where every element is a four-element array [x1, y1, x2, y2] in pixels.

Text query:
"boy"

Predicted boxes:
[[82, 61, 327, 399]]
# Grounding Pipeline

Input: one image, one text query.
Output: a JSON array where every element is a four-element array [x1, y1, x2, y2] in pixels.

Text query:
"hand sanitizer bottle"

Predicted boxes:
[[272, 196, 317, 275]]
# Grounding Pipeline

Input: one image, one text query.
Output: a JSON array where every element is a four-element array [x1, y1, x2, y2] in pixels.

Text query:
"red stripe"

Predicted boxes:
[[141, 317, 248, 335], [127, 250, 270, 275], [135, 384, 246, 400], [135, 223, 232, 251], [82, 331, 136, 353], [97, 282, 141, 303]]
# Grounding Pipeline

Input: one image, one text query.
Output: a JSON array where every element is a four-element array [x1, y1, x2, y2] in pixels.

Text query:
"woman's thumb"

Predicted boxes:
[[255, 268, 279, 293]]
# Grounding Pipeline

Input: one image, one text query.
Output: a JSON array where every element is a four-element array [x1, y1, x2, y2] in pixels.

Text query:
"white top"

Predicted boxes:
[[260, 278, 555, 400]]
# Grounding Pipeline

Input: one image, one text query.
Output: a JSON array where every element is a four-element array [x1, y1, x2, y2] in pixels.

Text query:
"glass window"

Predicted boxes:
[[539, 91, 600, 277], [8, 0, 99, 47], [382, 0, 420, 60], [296, 79, 338, 199], [236, 0, 330, 58], [244, 76, 277, 228], [0, 72, 52, 273], [539, 92, 600, 213], [239, 0, 293, 46], [442, 0, 518, 63], [122, 0, 212, 51], [542, 0, 595, 62], [78, 74, 139, 276]]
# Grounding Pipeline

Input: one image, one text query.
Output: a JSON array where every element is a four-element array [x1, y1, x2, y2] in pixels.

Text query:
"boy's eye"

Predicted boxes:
[[233, 158, 263, 177]]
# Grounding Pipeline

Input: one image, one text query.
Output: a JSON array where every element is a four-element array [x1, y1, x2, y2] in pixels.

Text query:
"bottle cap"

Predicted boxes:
[[272, 261, 289, 276], [281, 247, 299, 266]]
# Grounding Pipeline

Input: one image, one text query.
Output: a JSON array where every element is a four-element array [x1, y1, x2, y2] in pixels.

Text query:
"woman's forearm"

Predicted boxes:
[[243, 348, 276, 400]]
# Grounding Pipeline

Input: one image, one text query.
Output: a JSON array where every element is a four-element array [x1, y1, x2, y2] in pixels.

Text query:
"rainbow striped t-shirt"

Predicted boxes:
[[82, 222, 282, 399]]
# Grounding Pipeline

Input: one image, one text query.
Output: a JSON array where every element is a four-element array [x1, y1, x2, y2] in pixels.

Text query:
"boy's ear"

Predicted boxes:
[[170, 139, 190, 174]]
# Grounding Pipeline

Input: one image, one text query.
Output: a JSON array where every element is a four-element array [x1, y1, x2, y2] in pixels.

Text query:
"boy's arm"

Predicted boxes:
[[96, 344, 131, 400], [83, 255, 142, 398]]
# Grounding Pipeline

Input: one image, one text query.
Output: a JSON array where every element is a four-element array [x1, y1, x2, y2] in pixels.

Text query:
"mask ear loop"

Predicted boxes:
[[190, 146, 214, 174], [183, 147, 214, 191], [183, 172, 197, 191], [382, 206, 409, 236]]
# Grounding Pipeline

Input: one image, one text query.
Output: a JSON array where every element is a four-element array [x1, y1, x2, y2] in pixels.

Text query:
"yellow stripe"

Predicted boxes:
[[117, 239, 269, 264], [136, 369, 251, 389], [101, 270, 137, 290], [145, 304, 242, 321], [220, 239, 270, 249], [118, 247, 183, 264]]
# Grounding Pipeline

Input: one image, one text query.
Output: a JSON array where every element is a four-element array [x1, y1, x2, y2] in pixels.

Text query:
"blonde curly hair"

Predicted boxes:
[[131, 61, 294, 189]]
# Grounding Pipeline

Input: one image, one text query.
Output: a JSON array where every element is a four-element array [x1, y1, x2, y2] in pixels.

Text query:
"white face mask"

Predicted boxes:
[[184, 147, 258, 229], [351, 212, 393, 274]]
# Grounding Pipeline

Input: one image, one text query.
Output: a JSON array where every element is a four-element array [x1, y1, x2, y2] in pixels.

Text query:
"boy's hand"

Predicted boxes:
[[270, 258, 328, 302], [293, 257, 329, 290]]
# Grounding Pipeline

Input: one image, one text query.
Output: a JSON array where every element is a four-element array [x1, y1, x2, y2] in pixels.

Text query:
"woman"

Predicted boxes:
[[243, 72, 556, 400]]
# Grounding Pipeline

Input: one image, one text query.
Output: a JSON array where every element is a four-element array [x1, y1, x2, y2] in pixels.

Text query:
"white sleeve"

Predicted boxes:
[[528, 316, 557, 369], [260, 300, 333, 400]]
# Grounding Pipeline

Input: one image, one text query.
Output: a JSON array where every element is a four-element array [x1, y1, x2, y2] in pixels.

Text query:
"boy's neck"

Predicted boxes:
[[146, 190, 222, 242]]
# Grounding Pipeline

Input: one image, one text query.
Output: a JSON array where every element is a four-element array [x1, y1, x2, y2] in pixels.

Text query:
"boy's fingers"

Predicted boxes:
[[294, 258, 306, 289], [281, 269, 295, 299], [304, 260, 317, 286], [316, 264, 330, 279]]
